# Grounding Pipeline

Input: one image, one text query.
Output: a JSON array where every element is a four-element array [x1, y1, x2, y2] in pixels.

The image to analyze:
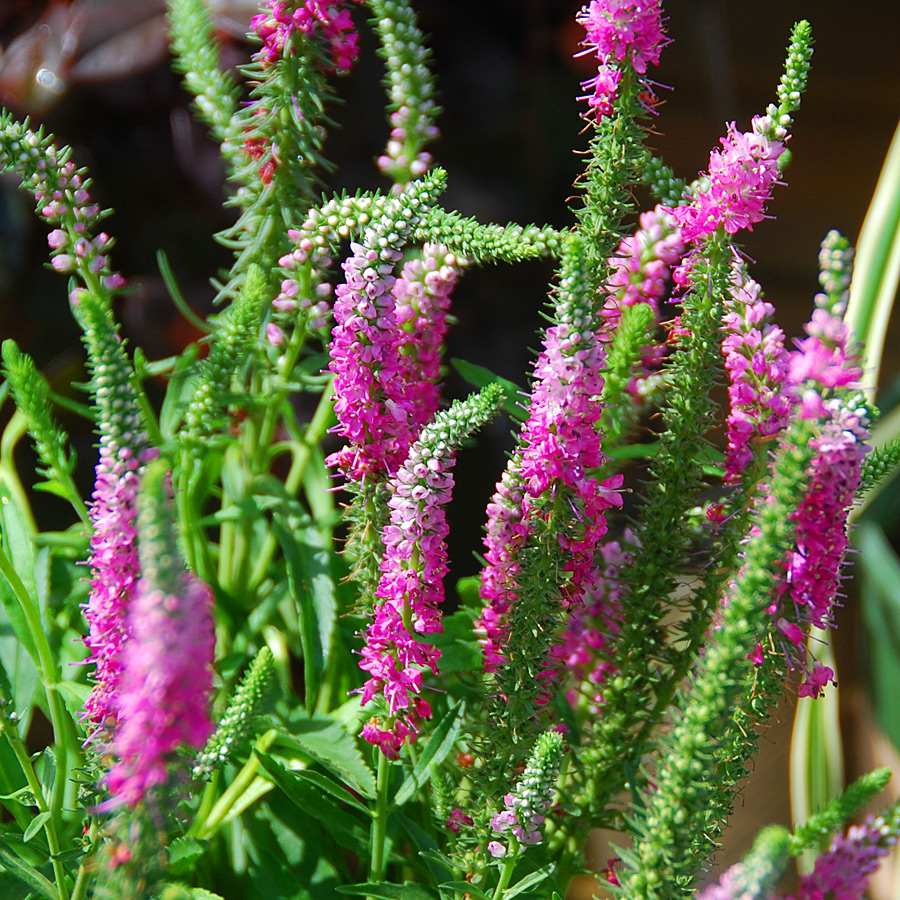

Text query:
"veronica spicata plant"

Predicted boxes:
[[0, 2, 899, 900]]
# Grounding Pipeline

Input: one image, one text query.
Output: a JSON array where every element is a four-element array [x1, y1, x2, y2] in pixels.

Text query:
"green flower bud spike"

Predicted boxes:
[[194, 647, 276, 779]]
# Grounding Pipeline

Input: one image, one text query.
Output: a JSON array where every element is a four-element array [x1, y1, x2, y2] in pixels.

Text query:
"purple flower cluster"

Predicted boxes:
[[604, 204, 685, 385], [576, 0, 668, 117], [669, 121, 785, 243], [252, 0, 363, 70], [326, 179, 446, 484], [476, 459, 527, 674], [607, 206, 684, 315], [359, 390, 500, 757], [731, 302, 866, 697], [358, 435, 447, 756], [786, 814, 899, 900], [720, 262, 794, 482], [105, 573, 216, 808], [780, 390, 869, 697]]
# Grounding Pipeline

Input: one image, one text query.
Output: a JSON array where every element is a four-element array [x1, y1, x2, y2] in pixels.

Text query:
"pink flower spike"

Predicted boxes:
[[105, 573, 215, 809]]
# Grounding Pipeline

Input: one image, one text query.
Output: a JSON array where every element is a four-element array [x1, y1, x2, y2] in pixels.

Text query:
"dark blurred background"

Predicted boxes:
[[1, 1, 899, 894]]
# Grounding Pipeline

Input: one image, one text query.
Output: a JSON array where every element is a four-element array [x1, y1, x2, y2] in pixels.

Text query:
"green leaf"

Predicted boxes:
[[846, 116, 900, 391], [22, 811, 50, 843], [503, 864, 554, 898], [0, 488, 40, 673], [35, 748, 55, 804], [606, 441, 661, 461], [157, 886, 226, 900], [167, 835, 210, 870], [336, 884, 437, 900], [49, 847, 85, 864], [55, 682, 91, 721], [419, 610, 480, 674], [393, 703, 464, 807], [273, 516, 335, 713], [0, 834, 58, 900], [277, 715, 376, 798], [158, 343, 201, 440], [439, 883, 490, 900], [255, 753, 369, 853], [396, 814, 448, 884], [450, 360, 526, 421], [857, 523, 900, 751], [291, 770, 371, 817], [0, 871, 30, 900]]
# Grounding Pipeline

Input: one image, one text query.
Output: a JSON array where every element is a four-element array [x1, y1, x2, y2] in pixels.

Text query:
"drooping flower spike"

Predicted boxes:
[[360, 385, 503, 757], [327, 171, 446, 484]]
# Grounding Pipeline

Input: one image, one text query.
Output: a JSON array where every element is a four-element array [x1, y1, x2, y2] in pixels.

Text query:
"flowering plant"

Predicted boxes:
[[0, 2, 899, 899]]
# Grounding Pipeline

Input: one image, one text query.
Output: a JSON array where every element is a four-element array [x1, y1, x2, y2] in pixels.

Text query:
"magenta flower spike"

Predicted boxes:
[[252, 0, 365, 71], [763, 303, 869, 696], [576, 0, 669, 117], [359, 386, 503, 757], [326, 174, 445, 484], [392, 243, 461, 432], [603, 204, 685, 388], [477, 233, 623, 685], [669, 120, 786, 243], [104, 460, 215, 809], [71, 293, 158, 740], [555, 538, 631, 710], [720, 260, 794, 483]]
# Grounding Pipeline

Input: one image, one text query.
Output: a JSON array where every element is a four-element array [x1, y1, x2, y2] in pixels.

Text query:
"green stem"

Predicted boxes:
[[369, 751, 391, 888], [0, 713, 71, 900], [69, 820, 98, 900], [247, 380, 335, 590], [490, 838, 520, 900], [0, 413, 39, 534], [193, 768, 223, 836], [194, 729, 278, 839], [0, 547, 78, 896]]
